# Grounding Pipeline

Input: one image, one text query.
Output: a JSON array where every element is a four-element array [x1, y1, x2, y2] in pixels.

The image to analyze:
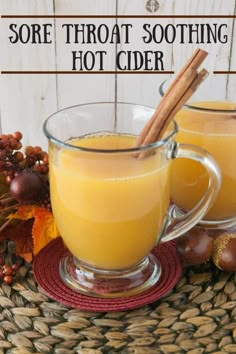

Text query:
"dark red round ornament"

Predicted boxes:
[[176, 227, 213, 265], [10, 171, 43, 203]]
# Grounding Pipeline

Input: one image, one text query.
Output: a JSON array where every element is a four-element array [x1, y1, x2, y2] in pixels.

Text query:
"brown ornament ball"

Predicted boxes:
[[176, 227, 213, 265], [10, 171, 43, 203], [212, 233, 236, 272]]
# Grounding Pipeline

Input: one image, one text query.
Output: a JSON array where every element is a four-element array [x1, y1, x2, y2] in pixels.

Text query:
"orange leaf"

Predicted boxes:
[[32, 207, 59, 255], [8, 205, 37, 221], [3, 205, 60, 260]]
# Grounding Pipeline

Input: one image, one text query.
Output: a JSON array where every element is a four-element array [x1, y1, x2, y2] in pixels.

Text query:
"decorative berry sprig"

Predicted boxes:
[[0, 130, 60, 289], [0, 131, 50, 212], [0, 263, 18, 285]]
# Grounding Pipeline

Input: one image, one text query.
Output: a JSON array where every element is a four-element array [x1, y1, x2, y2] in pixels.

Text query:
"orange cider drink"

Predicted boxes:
[[50, 133, 171, 270], [171, 101, 236, 221]]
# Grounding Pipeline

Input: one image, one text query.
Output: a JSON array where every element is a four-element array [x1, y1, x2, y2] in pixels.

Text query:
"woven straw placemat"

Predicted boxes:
[[0, 240, 236, 354]]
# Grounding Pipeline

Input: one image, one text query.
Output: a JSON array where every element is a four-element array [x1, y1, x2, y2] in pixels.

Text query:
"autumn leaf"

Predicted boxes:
[[32, 207, 59, 255], [5, 205, 60, 261], [7, 205, 37, 221], [0, 219, 34, 263]]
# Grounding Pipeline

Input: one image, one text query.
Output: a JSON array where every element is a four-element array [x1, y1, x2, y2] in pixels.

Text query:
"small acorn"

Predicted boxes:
[[176, 227, 213, 265], [212, 233, 236, 272]]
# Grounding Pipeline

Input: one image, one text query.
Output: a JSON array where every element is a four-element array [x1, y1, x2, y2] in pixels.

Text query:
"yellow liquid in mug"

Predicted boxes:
[[50, 134, 171, 270], [172, 101, 236, 220]]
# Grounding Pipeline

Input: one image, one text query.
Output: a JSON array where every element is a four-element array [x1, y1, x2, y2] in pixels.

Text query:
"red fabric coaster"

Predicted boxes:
[[33, 237, 181, 312]]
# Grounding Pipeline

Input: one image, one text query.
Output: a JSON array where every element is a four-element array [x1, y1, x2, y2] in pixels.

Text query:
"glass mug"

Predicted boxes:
[[43, 102, 221, 298], [160, 77, 236, 229]]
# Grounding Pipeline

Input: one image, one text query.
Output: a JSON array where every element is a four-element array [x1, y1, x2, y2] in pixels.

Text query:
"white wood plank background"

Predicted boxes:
[[117, 0, 236, 105], [55, 1, 116, 109], [117, 0, 176, 107], [0, 0, 57, 148], [0, 0, 235, 147], [171, 0, 236, 102]]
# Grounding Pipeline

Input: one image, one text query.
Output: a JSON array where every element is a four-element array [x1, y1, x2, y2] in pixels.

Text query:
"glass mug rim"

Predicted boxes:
[[43, 101, 178, 154], [159, 80, 236, 114]]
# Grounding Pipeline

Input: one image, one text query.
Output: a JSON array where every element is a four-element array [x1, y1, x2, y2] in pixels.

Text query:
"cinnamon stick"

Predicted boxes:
[[136, 49, 208, 151], [144, 68, 208, 146], [137, 48, 208, 146], [160, 69, 208, 137]]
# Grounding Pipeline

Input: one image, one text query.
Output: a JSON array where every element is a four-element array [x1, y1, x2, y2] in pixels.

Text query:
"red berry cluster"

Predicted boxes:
[[0, 257, 18, 285], [0, 131, 51, 209], [0, 132, 49, 186], [0, 132, 23, 185], [25, 145, 49, 175]]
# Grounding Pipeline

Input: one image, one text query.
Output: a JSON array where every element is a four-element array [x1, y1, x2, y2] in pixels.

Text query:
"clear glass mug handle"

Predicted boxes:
[[161, 142, 222, 243]]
